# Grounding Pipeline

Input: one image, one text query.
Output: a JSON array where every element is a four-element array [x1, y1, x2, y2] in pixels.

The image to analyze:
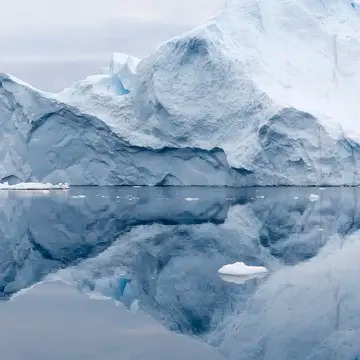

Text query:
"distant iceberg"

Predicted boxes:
[[218, 262, 268, 276], [0, 182, 69, 190]]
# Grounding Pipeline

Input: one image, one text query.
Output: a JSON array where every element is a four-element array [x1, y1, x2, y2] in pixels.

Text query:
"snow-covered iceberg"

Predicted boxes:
[[2, 0, 360, 185], [0, 182, 69, 190]]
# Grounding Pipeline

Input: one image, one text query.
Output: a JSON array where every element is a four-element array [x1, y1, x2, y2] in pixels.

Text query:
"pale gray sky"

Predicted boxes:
[[0, 0, 224, 91]]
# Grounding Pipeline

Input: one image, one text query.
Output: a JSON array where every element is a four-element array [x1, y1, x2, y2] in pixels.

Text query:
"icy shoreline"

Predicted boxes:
[[0, 182, 70, 190]]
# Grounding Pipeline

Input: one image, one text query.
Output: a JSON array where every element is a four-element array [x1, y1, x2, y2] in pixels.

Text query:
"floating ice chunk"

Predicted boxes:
[[218, 262, 268, 276], [0, 182, 69, 190], [309, 194, 320, 202], [186, 197, 200, 202], [256, 195, 265, 199], [71, 195, 86, 199], [294, 196, 299, 200], [127, 196, 139, 201]]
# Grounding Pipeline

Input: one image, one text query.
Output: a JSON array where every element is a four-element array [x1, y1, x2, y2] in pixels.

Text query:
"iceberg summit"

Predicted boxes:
[[1, 0, 360, 186]]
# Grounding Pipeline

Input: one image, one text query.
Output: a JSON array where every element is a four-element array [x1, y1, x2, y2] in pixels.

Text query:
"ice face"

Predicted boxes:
[[56, 0, 360, 186], [0, 74, 242, 186], [3, 0, 360, 185]]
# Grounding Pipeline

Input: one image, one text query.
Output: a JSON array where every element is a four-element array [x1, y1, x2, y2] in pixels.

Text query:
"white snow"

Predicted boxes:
[[309, 194, 320, 202], [0, 182, 69, 190], [218, 262, 268, 276]]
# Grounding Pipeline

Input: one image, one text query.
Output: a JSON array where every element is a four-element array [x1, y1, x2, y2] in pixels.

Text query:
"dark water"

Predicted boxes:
[[0, 186, 360, 359]]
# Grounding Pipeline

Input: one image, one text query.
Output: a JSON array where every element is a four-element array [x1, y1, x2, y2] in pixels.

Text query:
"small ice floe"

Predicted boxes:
[[185, 197, 199, 202], [294, 196, 299, 200], [218, 262, 268, 285], [218, 262, 268, 276], [318, 228, 324, 232], [127, 196, 139, 201], [133, 186, 141, 188], [0, 182, 69, 190], [319, 187, 325, 191], [309, 194, 320, 202], [71, 195, 86, 199]]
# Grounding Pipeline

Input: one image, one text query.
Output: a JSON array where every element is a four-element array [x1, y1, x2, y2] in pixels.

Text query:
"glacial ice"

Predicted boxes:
[[0, 182, 69, 190], [218, 262, 268, 276], [0, 74, 236, 186], [2, 0, 360, 185]]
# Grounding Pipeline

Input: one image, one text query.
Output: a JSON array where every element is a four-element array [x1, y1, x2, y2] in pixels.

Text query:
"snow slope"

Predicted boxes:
[[2, 0, 360, 185]]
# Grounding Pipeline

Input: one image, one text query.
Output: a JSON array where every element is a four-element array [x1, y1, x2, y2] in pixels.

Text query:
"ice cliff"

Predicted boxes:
[[2, 0, 360, 185], [0, 74, 233, 185]]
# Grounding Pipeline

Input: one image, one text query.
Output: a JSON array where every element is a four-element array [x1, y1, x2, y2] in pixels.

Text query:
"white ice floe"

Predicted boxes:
[[309, 194, 320, 202], [186, 198, 200, 202], [71, 195, 86, 199], [218, 262, 268, 276], [0, 182, 69, 190]]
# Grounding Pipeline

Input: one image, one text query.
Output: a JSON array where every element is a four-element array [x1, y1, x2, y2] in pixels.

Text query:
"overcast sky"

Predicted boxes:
[[0, 0, 224, 91]]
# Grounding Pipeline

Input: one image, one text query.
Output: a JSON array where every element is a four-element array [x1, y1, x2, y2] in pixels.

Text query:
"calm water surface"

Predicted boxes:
[[0, 186, 359, 359]]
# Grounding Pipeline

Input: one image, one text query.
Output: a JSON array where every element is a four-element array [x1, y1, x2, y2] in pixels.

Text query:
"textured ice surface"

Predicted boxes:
[[2, 0, 360, 185], [57, 0, 360, 186], [0, 74, 238, 186]]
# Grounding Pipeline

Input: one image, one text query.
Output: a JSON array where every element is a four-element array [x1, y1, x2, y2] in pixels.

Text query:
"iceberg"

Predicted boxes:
[[0, 74, 236, 186], [0, 182, 69, 190], [2, 0, 360, 185]]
